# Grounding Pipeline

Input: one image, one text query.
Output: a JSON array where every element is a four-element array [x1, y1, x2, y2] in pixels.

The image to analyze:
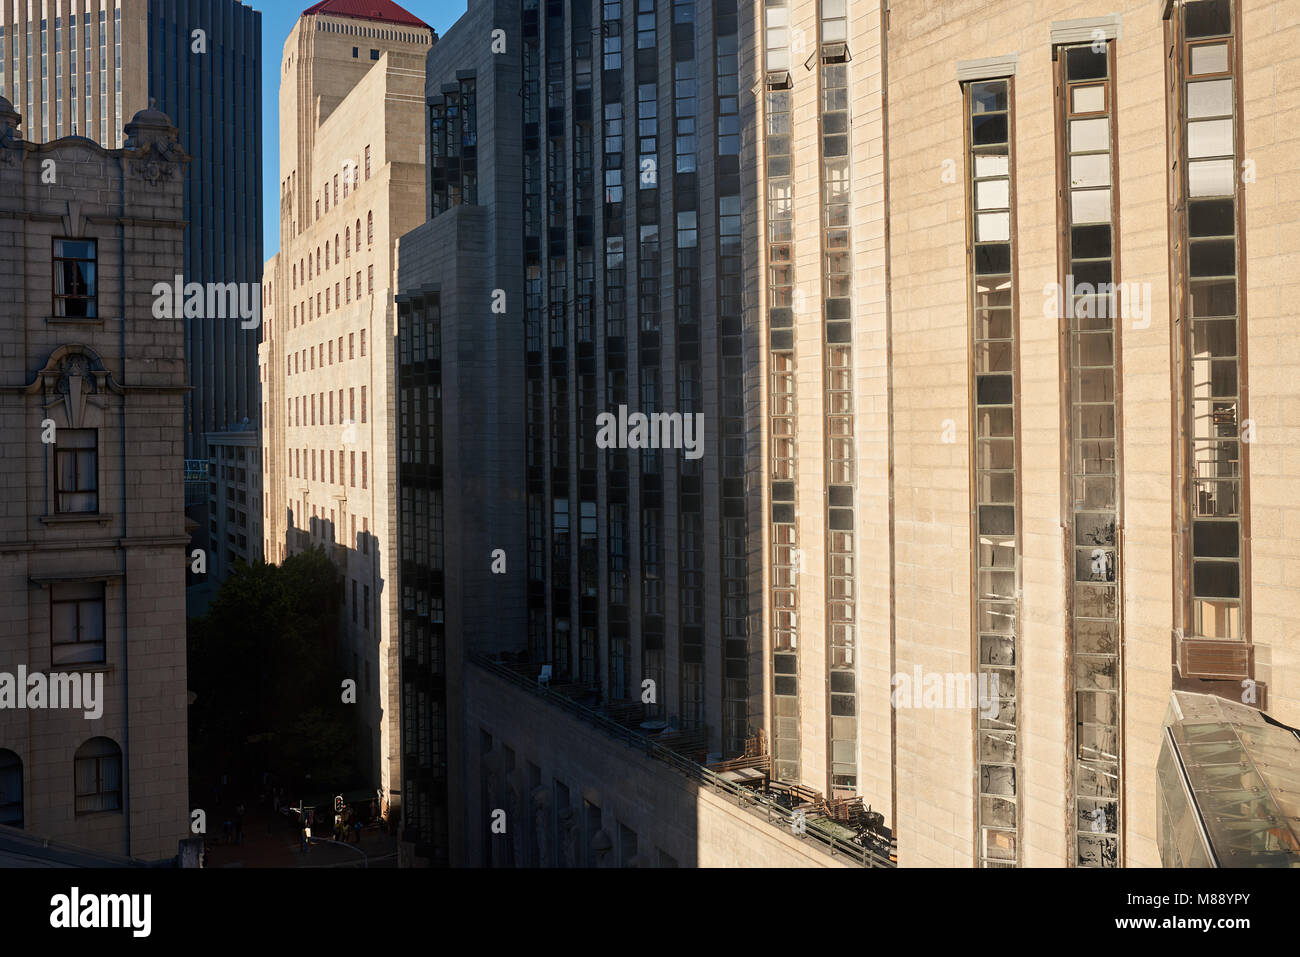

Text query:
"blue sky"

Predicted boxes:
[[256, 1, 468, 259]]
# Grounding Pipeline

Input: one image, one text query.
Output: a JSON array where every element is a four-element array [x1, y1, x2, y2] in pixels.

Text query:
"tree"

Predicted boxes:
[[188, 548, 359, 799]]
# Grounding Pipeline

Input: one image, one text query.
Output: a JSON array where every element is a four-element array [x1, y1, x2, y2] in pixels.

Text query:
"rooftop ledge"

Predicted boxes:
[[470, 652, 896, 868]]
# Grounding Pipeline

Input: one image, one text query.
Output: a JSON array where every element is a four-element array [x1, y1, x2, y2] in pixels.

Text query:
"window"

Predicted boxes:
[[356, 220, 362, 251], [74, 737, 121, 814], [55, 429, 98, 513], [362, 451, 368, 489], [352, 46, 358, 58], [367, 266, 374, 295], [966, 74, 1021, 868], [1170, 0, 1249, 673], [361, 386, 367, 423], [1057, 37, 1121, 869], [363, 584, 371, 628], [361, 330, 367, 356], [0, 750, 23, 828], [370, 49, 379, 60], [53, 239, 96, 317], [365, 145, 371, 179], [367, 211, 374, 246], [51, 581, 106, 666]]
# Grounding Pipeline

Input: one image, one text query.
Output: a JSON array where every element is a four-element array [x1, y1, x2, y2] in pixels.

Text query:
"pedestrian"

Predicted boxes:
[[334, 812, 344, 842], [353, 818, 363, 844]]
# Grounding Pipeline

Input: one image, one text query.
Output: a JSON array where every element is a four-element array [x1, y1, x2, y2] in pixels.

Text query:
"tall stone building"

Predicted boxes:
[[883, 0, 1300, 866], [389, 0, 1300, 869], [0, 0, 264, 575], [259, 0, 432, 815], [0, 99, 191, 862], [392, 0, 900, 869]]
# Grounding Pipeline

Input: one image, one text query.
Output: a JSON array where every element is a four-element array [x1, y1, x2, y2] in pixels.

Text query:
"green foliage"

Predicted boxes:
[[188, 548, 358, 793]]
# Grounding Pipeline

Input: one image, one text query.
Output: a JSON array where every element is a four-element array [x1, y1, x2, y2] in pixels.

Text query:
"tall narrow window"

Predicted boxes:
[[51, 582, 106, 666], [965, 74, 1020, 868], [763, 1, 798, 782], [1056, 37, 1121, 869], [819, 11, 856, 798], [53, 239, 96, 317], [1168, 0, 1250, 681], [55, 429, 98, 513]]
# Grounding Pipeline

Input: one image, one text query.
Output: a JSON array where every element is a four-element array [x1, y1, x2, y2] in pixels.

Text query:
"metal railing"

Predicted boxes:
[[470, 653, 895, 868]]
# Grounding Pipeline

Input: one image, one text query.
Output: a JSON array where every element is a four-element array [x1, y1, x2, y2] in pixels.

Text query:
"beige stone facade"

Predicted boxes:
[[747, 0, 895, 827], [882, 0, 1300, 867], [260, 7, 431, 809], [0, 102, 190, 861]]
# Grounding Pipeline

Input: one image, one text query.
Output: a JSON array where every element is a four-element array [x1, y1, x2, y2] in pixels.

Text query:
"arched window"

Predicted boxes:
[[345, 228, 351, 257], [367, 211, 374, 246], [74, 737, 122, 814], [316, 248, 321, 276], [335, 235, 340, 264], [325, 240, 330, 269], [0, 749, 22, 828], [292, 263, 297, 289], [355, 220, 361, 251]]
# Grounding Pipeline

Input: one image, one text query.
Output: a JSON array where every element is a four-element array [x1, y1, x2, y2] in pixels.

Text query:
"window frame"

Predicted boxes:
[[54, 427, 99, 515], [73, 737, 122, 815], [52, 237, 98, 318], [50, 581, 107, 667]]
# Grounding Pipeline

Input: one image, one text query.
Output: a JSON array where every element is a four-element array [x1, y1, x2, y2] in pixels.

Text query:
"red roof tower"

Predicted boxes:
[[301, 0, 431, 30]]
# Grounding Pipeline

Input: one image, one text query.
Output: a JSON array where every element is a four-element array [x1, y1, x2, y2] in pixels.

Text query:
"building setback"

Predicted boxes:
[[260, 0, 433, 818], [0, 99, 191, 862]]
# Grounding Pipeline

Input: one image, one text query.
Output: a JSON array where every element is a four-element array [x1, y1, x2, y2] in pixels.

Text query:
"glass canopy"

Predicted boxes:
[[1157, 691, 1300, 867]]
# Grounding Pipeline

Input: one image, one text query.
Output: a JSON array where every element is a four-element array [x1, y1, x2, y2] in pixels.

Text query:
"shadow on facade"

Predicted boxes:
[[282, 512, 384, 805]]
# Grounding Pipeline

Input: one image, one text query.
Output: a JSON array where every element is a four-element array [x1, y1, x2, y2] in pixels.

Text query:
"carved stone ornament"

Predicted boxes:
[[26, 346, 119, 427]]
